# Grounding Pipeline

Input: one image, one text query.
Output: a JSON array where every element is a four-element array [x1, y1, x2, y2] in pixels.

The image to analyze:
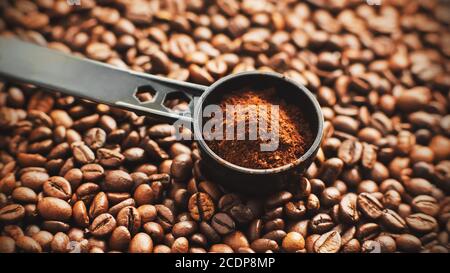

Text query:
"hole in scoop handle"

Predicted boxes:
[[0, 37, 207, 122]]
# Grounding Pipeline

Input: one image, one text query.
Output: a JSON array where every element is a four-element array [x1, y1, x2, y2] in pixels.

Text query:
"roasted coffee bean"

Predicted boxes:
[[37, 197, 72, 221], [12, 187, 37, 203], [341, 238, 361, 253], [338, 140, 362, 166], [318, 158, 344, 184], [411, 195, 439, 216], [172, 221, 197, 238], [248, 219, 263, 243], [20, 170, 49, 191], [84, 128, 106, 150], [133, 184, 154, 206], [137, 204, 157, 223], [218, 193, 242, 212], [320, 187, 341, 207], [379, 209, 407, 232], [143, 222, 164, 243], [32, 231, 53, 252], [310, 213, 334, 234], [250, 238, 279, 253], [73, 200, 89, 228], [375, 235, 397, 253], [109, 226, 131, 251], [0, 204, 25, 223], [229, 204, 254, 225], [97, 148, 125, 167], [15, 236, 42, 253], [155, 204, 174, 230], [282, 232, 305, 253], [90, 213, 116, 237], [223, 231, 249, 252], [71, 142, 95, 164], [188, 192, 215, 221], [339, 193, 359, 224], [170, 154, 193, 181], [104, 170, 133, 192], [356, 223, 380, 241], [211, 213, 235, 235], [43, 176, 72, 200], [285, 201, 307, 220], [314, 230, 341, 253], [266, 191, 293, 208], [89, 192, 109, 219], [357, 193, 384, 220], [117, 206, 141, 235], [405, 213, 438, 233], [81, 164, 104, 182], [396, 234, 422, 252], [129, 232, 153, 253], [171, 237, 189, 253], [51, 232, 70, 253]]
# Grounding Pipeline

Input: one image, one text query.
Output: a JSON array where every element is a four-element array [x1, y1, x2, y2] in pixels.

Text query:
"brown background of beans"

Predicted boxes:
[[0, 0, 449, 253]]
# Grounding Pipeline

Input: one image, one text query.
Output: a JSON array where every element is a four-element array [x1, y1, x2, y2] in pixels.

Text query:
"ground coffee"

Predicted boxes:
[[206, 88, 313, 169]]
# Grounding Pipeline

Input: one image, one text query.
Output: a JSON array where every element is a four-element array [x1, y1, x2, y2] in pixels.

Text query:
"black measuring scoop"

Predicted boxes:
[[0, 37, 323, 195]]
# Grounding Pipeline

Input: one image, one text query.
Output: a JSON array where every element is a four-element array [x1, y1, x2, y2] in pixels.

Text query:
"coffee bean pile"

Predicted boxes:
[[0, 0, 450, 253]]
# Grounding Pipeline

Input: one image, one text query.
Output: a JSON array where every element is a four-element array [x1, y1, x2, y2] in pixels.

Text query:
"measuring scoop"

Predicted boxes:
[[0, 37, 323, 195]]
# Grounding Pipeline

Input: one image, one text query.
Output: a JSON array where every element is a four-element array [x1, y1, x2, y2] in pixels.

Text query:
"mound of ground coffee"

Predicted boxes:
[[206, 88, 313, 169]]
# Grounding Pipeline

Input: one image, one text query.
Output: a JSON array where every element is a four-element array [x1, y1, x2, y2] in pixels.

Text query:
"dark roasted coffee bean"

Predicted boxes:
[[284, 201, 307, 220], [266, 191, 292, 208], [211, 213, 235, 235], [199, 221, 220, 244], [218, 193, 242, 212], [229, 204, 254, 225], [310, 213, 334, 234]]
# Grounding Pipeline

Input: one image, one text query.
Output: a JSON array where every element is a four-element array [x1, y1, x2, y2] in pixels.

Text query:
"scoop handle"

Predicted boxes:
[[0, 37, 207, 122]]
